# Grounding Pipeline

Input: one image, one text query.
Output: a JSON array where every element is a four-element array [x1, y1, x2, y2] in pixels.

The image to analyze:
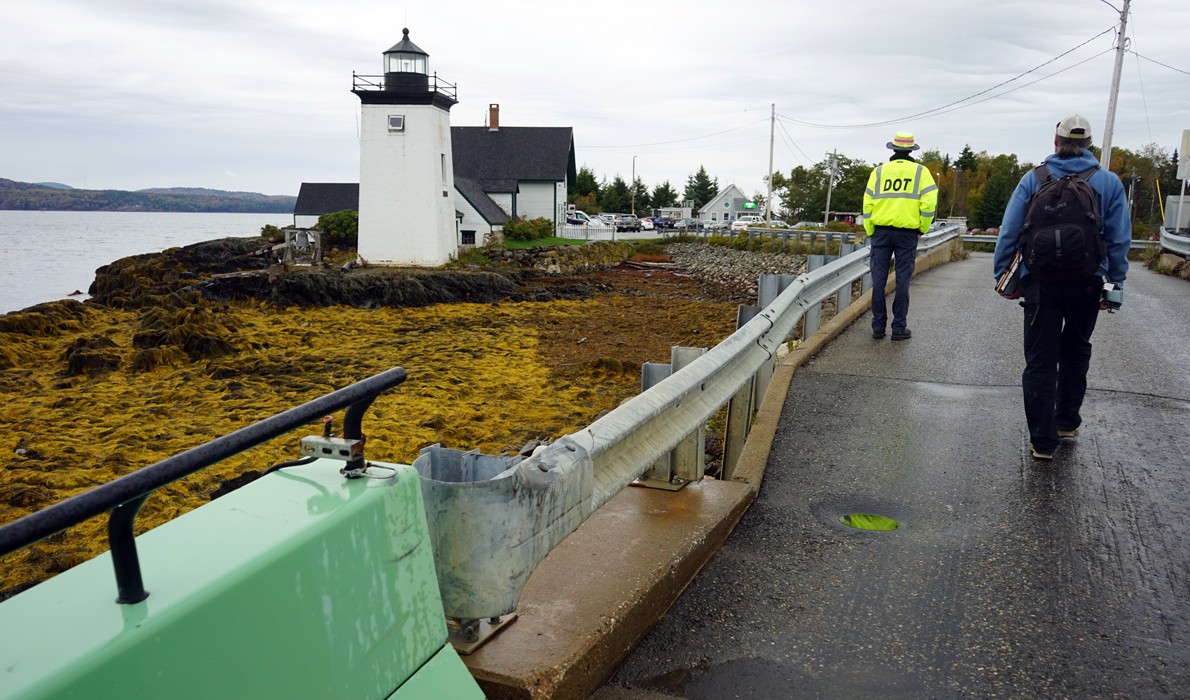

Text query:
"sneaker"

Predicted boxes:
[[872, 329, 886, 339], [891, 328, 912, 341], [1028, 443, 1055, 460], [1057, 428, 1080, 438]]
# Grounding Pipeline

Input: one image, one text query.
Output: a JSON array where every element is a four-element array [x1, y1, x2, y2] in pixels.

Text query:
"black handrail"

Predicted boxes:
[[0, 366, 407, 602], [351, 72, 458, 100]]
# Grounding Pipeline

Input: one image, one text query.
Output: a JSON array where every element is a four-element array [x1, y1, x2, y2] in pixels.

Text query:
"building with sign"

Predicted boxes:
[[697, 184, 753, 226]]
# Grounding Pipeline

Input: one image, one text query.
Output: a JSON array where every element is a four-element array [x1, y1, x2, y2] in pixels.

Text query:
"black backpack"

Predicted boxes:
[[1019, 164, 1105, 279]]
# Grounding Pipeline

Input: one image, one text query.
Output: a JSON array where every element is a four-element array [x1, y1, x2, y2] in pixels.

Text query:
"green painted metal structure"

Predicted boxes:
[[0, 460, 483, 699]]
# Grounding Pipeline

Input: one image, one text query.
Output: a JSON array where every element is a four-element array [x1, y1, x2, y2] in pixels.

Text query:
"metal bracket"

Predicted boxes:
[[299, 435, 363, 462], [631, 476, 689, 492], [447, 614, 518, 655]]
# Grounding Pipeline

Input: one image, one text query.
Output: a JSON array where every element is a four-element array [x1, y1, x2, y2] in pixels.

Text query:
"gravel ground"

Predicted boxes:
[[664, 243, 807, 301]]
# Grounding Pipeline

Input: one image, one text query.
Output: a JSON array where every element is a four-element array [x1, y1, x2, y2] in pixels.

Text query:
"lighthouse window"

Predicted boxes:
[[388, 115, 405, 131]]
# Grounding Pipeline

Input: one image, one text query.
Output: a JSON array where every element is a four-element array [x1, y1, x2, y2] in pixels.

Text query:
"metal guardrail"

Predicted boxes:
[[0, 367, 408, 603], [416, 225, 961, 621], [961, 233, 1156, 251], [1160, 228, 1190, 256]]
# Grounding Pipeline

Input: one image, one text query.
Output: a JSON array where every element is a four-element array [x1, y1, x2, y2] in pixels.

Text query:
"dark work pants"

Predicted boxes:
[[1020, 273, 1102, 453], [869, 226, 919, 333]]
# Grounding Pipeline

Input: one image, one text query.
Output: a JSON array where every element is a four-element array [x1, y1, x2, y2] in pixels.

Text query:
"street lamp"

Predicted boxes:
[[631, 156, 638, 215]]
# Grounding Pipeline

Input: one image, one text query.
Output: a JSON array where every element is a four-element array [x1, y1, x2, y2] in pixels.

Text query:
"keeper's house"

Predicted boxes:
[[295, 104, 575, 251]]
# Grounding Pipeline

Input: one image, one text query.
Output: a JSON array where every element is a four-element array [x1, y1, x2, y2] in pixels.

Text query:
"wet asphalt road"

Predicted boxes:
[[595, 252, 1190, 699]]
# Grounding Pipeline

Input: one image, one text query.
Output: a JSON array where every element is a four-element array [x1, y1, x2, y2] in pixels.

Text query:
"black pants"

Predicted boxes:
[[869, 226, 919, 333], [1020, 273, 1102, 453]]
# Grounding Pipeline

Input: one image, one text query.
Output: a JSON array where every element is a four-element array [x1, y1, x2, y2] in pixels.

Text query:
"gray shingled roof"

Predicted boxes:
[[451, 127, 576, 186], [454, 177, 509, 225], [294, 183, 359, 216]]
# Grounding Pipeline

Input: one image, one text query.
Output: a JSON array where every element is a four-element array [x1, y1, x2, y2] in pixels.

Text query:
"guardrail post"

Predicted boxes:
[[638, 362, 674, 484], [838, 243, 860, 314], [722, 305, 759, 481], [634, 347, 706, 489], [804, 255, 826, 337], [670, 346, 708, 484], [755, 274, 798, 406]]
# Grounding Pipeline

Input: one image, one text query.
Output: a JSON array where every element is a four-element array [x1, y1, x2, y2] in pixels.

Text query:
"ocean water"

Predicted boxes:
[[0, 211, 292, 314]]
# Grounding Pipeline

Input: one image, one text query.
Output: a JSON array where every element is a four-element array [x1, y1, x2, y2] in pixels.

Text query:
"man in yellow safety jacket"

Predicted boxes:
[[862, 131, 938, 340]]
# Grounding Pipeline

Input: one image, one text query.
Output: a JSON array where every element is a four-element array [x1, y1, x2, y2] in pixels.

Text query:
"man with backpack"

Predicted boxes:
[[993, 114, 1131, 460]]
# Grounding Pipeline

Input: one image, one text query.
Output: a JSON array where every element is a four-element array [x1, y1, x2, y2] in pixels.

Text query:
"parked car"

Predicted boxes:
[[675, 218, 704, 231], [652, 216, 676, 229], [731, 214, 765, 231], [601, 213, 640, 232], [762, 219, 789, 228], [586, 215, 611, 228], [639, 217, 655, 231], [566, 210, 594, 226]]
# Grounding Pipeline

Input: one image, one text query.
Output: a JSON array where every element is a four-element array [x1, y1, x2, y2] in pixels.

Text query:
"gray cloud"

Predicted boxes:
[[2, 0, 1185, 197]]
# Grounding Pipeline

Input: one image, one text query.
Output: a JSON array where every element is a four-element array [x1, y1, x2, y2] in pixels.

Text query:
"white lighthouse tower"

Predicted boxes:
[[353, 29, 458, 266]]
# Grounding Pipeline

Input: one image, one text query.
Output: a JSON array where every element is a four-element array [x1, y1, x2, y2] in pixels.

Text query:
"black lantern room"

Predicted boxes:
[[383, 28, 429, 92]]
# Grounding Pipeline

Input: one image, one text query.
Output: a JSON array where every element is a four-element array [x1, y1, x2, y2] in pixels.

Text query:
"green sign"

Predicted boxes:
[[743, 202, 756, 209]]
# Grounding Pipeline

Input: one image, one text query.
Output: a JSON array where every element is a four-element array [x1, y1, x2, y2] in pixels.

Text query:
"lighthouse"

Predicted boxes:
[[353, 29, 458, 266]]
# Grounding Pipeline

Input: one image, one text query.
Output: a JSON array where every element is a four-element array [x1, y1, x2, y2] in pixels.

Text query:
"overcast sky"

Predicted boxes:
[[2, 0, 1187, 198]]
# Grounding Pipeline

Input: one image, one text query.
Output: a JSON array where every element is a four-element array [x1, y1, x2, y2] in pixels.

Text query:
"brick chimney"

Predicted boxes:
[[488, 103, 499, 131]]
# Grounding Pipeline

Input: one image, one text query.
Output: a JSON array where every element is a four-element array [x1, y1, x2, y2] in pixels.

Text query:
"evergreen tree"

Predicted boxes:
[[598, 175, 631, 213], [572, 166, 600, 201], [683, 166, 718, 211], [972, 170, 1013, 229], [630, 177, 650, 214], [651, 180, 679, 208], [955, 145, 977, 172]]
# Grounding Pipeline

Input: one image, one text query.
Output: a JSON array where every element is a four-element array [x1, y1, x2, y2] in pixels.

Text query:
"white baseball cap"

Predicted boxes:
[[1056, 115, 1093, 140]]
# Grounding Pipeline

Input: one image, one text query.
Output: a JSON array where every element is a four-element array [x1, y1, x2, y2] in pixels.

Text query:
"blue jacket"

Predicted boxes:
[[992, 150, 1130, 285]]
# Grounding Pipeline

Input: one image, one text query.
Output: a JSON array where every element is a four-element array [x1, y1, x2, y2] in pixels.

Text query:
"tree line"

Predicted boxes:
[[572, 142, 1182, 236], [568, 166, 718, 216], [0, 179, 297, 213]]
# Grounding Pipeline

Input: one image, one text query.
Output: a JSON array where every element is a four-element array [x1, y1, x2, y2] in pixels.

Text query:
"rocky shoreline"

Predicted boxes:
[[65, 237, 809, 313]]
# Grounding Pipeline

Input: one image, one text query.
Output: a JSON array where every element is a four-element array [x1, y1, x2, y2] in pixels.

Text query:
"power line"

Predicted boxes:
[[775, 120, 813, 166], [779, 47, 1113, 131], [1132, 48, 1153, 144], [778, 27, 1115, 130], [1129, 50, 1190, 76]]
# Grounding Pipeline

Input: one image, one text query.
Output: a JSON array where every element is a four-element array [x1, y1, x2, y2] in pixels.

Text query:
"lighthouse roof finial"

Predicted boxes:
[[386, 27, 427, 56]]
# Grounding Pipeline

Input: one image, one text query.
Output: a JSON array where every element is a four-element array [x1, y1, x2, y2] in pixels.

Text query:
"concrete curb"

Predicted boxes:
[[465, 240, 961, 698]]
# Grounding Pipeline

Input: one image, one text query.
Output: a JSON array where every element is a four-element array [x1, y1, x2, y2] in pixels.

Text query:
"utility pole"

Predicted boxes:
[[631, 155, 637, 215], [766, 103, 775, 225], [1101, 0, 1130, 170], [823, 150, 838, 228]]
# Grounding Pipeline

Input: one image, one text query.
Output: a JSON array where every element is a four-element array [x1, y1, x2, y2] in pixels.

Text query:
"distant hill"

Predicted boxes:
[[0, 178, 295, 213]]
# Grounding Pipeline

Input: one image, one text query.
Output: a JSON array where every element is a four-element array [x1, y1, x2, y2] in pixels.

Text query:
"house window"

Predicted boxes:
[[441, 154, 447, 183], [388, 115, 405, 131], [461, 230, 476, 245]]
